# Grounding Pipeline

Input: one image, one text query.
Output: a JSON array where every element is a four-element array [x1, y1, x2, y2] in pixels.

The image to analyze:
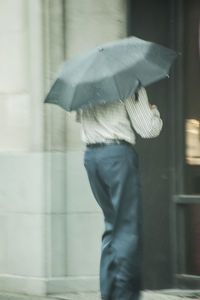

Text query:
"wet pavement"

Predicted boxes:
[[0, 290, 200, 300]]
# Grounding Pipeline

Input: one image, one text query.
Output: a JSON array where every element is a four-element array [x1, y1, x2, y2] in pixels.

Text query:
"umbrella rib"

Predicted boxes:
[[112, 74, 121, 101]]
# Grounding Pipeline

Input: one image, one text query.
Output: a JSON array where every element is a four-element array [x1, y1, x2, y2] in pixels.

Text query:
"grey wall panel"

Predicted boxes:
[[127, 0, 174, 289]]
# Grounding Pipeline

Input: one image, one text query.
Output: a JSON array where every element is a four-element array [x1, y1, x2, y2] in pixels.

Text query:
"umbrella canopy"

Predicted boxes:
[[44, 36, 177, 111]]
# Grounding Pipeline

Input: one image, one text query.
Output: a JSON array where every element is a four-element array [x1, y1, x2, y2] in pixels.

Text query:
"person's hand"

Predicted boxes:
[[149, 103, 157, 110]]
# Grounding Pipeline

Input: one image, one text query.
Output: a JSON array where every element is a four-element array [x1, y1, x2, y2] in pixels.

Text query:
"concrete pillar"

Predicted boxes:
[[0, 0, 127, 296], [0, 0, 30, 151], [0, 0, 46, 295]]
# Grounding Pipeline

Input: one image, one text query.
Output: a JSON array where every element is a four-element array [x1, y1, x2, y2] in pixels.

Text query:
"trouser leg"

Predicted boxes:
[[84, 145, 142, 300], [109, 152, 142, 300], [84, 155, 115, 299]]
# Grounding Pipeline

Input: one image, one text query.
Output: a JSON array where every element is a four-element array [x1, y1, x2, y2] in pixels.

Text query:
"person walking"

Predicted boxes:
[[76, 86, 163, 300]]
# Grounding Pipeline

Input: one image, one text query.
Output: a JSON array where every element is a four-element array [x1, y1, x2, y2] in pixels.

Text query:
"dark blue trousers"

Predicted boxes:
[[84, 143, 142, 300]]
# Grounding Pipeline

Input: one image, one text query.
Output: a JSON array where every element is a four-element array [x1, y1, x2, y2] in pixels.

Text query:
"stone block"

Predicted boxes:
[[65, 212, 103, 276], [0, 32, 28, 92], [0, 153, 44, 213], [0, 213, 45, 276], [0, 0, 27, 32], [0, 94, 31, 151]]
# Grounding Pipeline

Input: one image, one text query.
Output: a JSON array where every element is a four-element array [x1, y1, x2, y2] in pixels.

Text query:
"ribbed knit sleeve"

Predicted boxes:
[[124, 87, 163, 138]]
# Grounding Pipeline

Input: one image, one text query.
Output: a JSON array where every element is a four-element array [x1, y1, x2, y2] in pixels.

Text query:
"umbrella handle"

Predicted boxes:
[[135, 79, 142, 101], [136, 79, 142, 90]]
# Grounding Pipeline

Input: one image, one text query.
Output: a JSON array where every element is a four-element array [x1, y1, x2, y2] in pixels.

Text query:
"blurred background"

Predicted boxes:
[[0, 0, 200, 297]]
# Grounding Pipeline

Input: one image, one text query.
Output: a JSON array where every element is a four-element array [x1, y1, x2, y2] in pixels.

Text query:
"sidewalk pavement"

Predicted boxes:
[[0, 290, 200, 300]]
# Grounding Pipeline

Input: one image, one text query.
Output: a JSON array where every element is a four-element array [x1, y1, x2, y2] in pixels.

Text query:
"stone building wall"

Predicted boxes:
[[0, 0, 127, 295]]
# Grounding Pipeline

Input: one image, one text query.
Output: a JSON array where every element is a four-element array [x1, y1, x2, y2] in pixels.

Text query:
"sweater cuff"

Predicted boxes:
[[151, 108, 160, 118]]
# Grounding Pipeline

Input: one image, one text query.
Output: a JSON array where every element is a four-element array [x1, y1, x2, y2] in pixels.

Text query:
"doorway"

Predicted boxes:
[[174, 0, 200, 288]]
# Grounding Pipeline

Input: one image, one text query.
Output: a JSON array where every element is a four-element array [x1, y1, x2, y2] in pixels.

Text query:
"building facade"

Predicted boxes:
[[0, 0, 200, 296]]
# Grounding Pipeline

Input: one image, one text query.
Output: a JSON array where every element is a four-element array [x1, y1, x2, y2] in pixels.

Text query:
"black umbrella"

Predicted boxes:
[[44, 36, 177, 111]]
